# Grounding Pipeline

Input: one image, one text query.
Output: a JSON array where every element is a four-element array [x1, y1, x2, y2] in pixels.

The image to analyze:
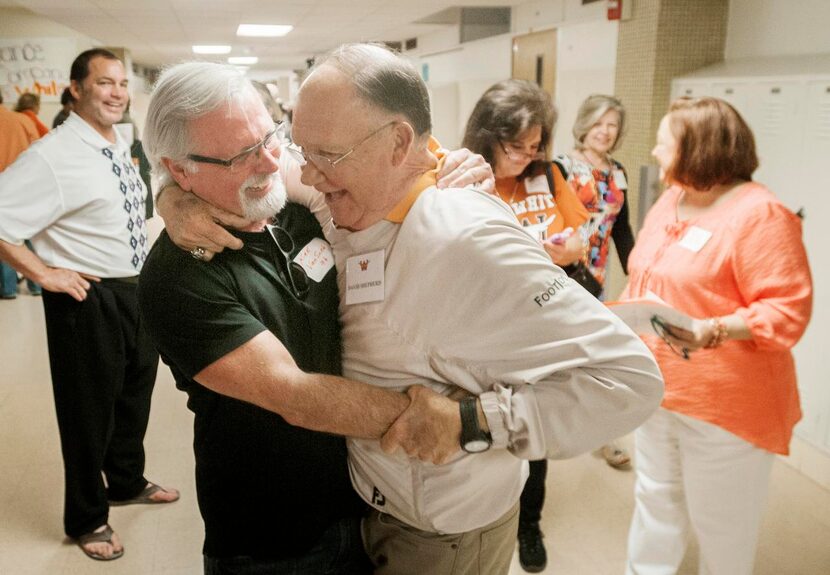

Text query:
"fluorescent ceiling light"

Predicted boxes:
[[192, 45, 232, 54], [228, 56, 258, 65], [236, 24, 293, 37]]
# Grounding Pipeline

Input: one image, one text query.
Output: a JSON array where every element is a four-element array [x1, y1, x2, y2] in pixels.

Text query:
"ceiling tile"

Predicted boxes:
[[2, 0, 534, 70]]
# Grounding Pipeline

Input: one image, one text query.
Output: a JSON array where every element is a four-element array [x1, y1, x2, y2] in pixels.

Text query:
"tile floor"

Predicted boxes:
[[1, 293, 829, 574]]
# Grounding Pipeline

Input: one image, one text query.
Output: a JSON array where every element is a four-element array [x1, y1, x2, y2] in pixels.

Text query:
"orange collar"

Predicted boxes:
[[385, 137, 445, 223]]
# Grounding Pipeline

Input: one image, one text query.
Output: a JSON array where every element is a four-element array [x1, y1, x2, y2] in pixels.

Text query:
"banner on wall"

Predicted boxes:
[[0, 37, 76, 104]]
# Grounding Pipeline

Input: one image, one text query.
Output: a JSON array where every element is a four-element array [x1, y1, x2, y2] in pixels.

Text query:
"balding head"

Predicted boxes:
[[306, 43, 431, 137], [291, 44, 435, 231]]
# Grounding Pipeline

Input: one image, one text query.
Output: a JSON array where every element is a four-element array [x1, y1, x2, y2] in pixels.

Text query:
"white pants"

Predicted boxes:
[[626, 408, 774, 575]]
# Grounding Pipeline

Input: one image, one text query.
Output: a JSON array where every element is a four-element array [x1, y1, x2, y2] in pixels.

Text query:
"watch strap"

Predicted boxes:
[[459, 397, 492, 451]]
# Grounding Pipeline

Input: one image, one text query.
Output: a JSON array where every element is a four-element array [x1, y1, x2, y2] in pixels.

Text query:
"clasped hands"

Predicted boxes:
[[380, 384, 476, 465]]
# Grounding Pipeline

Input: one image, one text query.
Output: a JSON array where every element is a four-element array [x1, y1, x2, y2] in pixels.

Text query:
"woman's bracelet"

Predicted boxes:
[[705, 317, 728, 349]]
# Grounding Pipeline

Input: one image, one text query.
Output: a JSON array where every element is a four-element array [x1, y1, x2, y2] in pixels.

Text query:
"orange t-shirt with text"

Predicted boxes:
[[496, 163, 588, 241]]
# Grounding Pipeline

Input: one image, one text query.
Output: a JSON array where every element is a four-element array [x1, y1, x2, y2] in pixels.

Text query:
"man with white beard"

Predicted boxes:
[[138, 61, 465, 573]]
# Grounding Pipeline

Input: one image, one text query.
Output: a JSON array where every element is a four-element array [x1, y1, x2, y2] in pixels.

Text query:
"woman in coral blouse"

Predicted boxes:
[[624, 97, 812, 575], [462, 79, 589, 574]]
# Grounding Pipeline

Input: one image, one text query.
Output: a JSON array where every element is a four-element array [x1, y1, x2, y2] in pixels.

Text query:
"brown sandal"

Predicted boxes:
[[109, 482, 180, 506], [77, 524, 124, 561]]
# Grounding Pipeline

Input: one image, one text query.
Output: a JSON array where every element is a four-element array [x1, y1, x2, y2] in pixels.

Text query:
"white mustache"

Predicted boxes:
[[242, 173, 273, 189], [237, 173, 287, 221]]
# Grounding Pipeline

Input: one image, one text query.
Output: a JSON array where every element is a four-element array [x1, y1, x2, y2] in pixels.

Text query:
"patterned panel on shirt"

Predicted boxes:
[[103, 147, 147, 269]]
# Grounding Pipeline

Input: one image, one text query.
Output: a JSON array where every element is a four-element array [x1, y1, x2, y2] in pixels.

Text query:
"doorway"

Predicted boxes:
[[511, 28, 557, 97]]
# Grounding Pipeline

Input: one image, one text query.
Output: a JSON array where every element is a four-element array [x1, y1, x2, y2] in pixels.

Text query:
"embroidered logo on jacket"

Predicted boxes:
[[534, 277, 568, 307]]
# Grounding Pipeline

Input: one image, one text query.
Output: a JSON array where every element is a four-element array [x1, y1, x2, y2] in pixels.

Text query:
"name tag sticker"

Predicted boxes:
[[612, 169, 628, 190], [678, 226, 712, 253], [524, 174, 549, 194], [345, 249, 385, 305], [293, 238, 334, 283]]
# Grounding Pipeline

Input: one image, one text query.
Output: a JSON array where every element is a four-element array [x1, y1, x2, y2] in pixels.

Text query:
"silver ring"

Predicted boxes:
[[190, 246, 206, 261]]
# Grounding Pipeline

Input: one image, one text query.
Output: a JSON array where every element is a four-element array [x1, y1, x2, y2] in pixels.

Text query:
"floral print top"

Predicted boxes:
[[555, 154, 634, 286]]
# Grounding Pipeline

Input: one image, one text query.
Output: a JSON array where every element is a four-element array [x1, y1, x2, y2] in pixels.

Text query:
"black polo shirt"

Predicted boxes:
[[138, 202, 364, 559]]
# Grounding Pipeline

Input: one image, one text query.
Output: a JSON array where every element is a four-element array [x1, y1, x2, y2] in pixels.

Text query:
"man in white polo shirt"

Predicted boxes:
[[0, 48, 178, 562]]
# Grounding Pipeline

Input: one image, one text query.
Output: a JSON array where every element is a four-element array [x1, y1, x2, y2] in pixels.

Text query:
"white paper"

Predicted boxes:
[[345, 249, 385, 305], [524, 174, 549, 194], [606, 298, 696, 335], [678, 226, 712, 253], [612, 168, 627, 190], [293, 238, 334, 283]]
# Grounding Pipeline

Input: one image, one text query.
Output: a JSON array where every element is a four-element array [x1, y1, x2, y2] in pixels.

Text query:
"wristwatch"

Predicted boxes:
[[459, 397, 492, 453]]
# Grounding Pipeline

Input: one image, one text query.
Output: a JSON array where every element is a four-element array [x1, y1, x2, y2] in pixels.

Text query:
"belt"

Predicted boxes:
[[100, 275, 140, 285]]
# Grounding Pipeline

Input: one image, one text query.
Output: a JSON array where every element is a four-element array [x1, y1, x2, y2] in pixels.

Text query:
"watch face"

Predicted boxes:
[[463, 439, 491, 453]]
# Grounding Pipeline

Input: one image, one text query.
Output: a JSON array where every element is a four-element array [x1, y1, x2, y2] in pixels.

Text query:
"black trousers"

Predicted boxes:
[[519, 459, 547, 526], [42, 279, 159, 538]]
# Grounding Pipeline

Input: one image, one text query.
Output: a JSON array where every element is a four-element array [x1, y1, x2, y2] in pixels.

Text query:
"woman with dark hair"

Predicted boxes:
[[462, 79, 589, 574], [463, 80, 588, 276], [624, 97, 812, 575], [53, 87, 75, 128]]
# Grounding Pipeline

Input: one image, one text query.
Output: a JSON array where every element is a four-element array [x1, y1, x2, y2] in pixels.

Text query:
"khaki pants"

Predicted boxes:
[[362, 501, 519, 575]]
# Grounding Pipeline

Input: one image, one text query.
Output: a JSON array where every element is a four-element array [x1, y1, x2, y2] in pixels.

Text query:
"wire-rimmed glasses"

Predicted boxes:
[[283, 120, 398, 170], [266, 224, 310, 299], [650, 315, 690, 360]]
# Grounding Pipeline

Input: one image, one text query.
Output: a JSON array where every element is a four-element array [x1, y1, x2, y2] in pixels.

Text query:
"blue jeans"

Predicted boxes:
[[0, 261, 16, 297], [203, 516, 371, 575], [0, 241, 41, 296]]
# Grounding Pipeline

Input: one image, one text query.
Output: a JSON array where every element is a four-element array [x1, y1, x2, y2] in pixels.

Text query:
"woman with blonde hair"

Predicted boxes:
[[556, 94, 635, 469], [624, 97, 812, 575]]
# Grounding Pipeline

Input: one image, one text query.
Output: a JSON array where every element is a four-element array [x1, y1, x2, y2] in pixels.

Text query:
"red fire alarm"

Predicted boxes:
[[608, 0, 622, 20]]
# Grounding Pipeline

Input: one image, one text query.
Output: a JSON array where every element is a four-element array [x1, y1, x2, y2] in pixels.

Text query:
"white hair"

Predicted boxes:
[[143, 61, 256, 187]]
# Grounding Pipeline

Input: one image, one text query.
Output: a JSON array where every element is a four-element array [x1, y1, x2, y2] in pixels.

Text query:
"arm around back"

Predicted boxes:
[[137, 231, 415, 442], [195, 330, 411, 439]]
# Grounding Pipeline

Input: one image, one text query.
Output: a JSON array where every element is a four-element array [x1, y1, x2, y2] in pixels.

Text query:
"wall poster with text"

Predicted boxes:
[[0, 38, 77, 104]]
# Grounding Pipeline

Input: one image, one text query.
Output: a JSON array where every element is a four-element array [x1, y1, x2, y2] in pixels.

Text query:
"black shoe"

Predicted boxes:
[[518, 522, 547, 573]]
